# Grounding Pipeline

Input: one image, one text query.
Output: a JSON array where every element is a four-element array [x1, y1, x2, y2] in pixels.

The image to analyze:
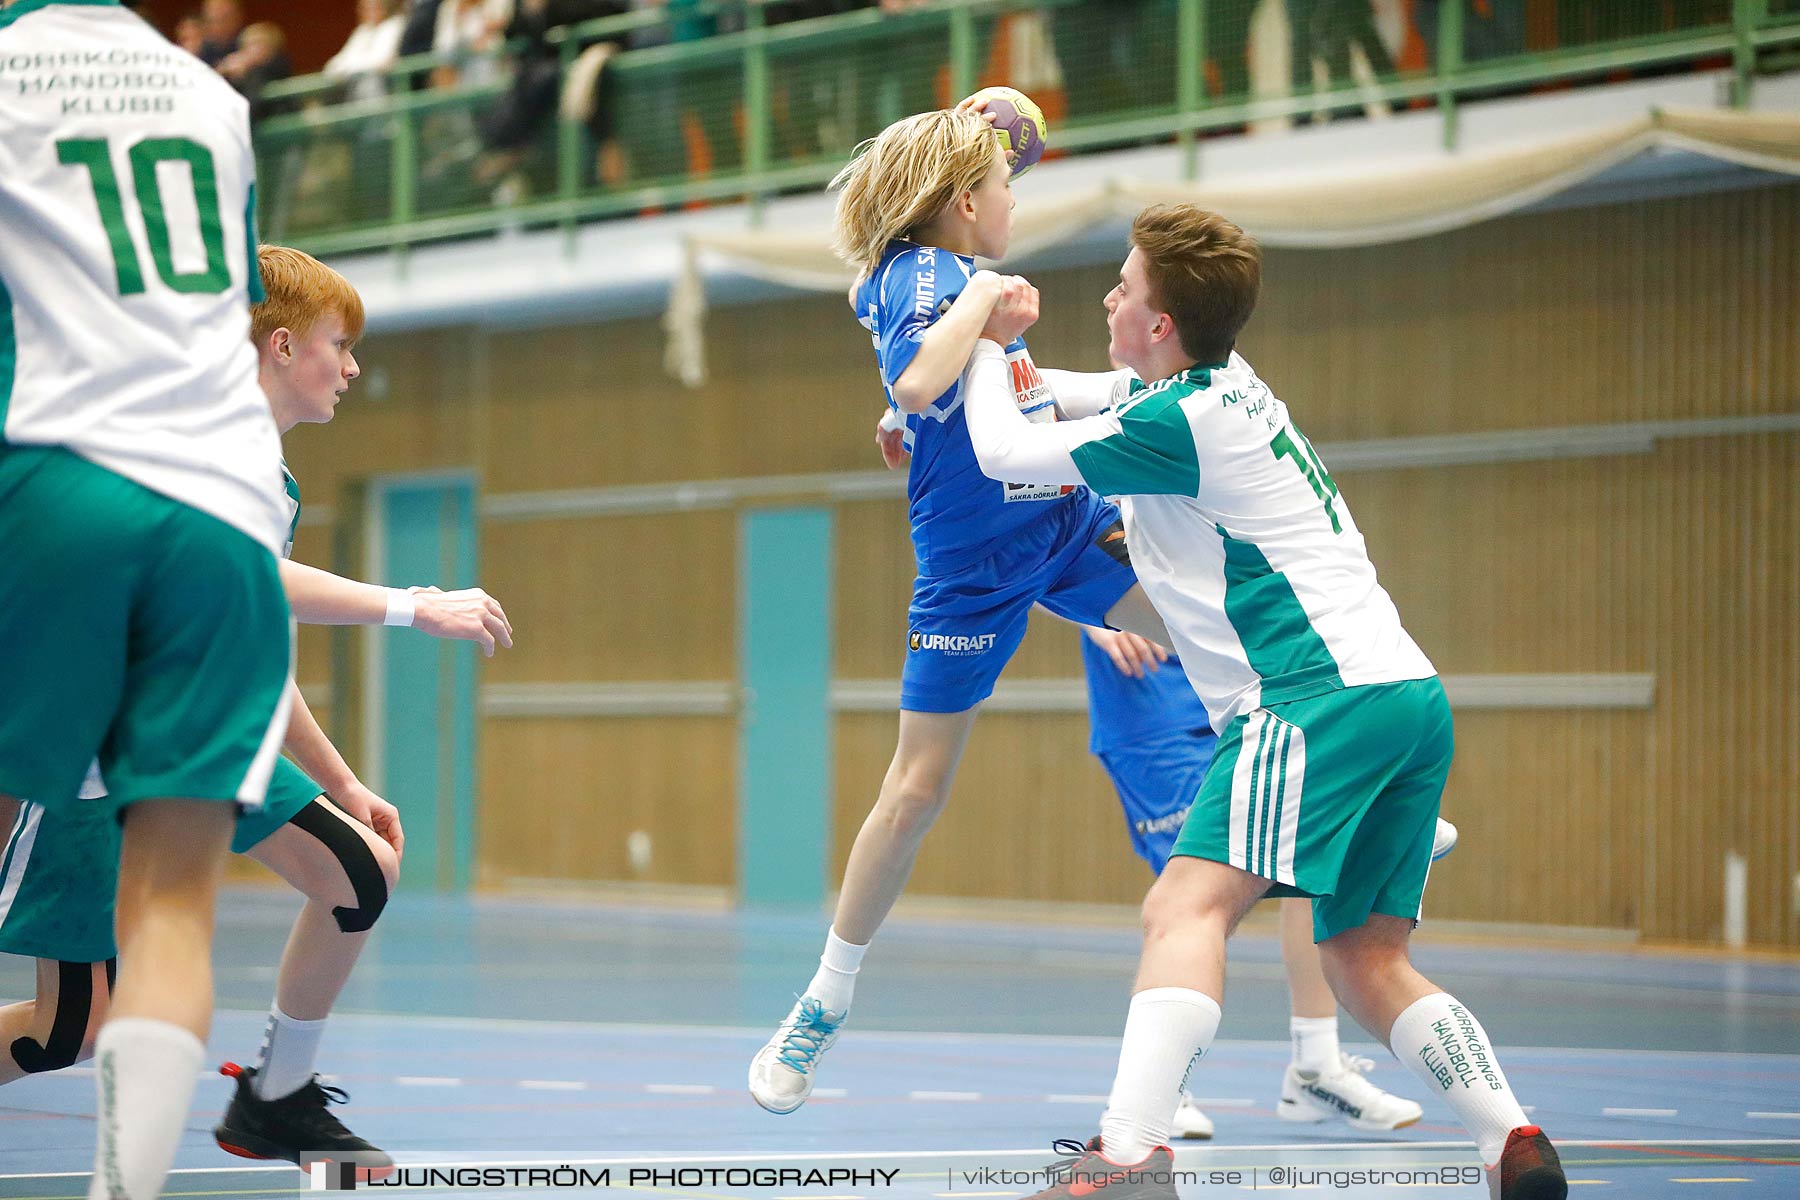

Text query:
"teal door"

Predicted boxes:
[[368, 475, 479, 892], [737, 506, 834, 910]]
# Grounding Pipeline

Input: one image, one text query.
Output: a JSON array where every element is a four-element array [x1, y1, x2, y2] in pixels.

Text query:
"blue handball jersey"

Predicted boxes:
[[1082, 636, 1215, 755], [856, 239, 1076, 575]]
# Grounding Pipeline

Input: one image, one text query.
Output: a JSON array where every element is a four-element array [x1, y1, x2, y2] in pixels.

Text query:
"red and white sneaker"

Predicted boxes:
[[1020, 1141, 1177, 1200], [1487, 1125, 1567, 1200]]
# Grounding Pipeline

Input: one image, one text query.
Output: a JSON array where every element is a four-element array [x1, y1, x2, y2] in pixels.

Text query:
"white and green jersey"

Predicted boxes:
[[963, 342, 1434, 732], [279, 461, 300, 558], [0, 0, 285, 553]]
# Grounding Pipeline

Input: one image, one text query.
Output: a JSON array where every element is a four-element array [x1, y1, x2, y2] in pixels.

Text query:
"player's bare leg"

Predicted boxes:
[[214, 799, 399, 1173], [832, 708, 980, 944], [749, 707, 979, 1113], [1320, 915, 1563, 1196], [94, 798, 235, 1200], [1276, 899, 1423, 1131], [0, 957, 109, 1086], [245, 802, 399, 1026]]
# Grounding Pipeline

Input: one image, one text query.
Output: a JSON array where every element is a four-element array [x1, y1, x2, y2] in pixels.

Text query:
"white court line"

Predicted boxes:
[[1046, 1094, 1108, 1104], [646, 1084, 717, 1095], [1189, 1098, 1257, 1109], [910, 1090, 981, 1101], [813, 1088, 849, 1098], [519, 1080, 588, 1091], [1748, 1111, 1800, 1119], [1603, 1107, 1678, 1117], [207, 1008, 1800, 1063], [8, 1140, 1800, 1183], [395, 1076, 463, 1087]]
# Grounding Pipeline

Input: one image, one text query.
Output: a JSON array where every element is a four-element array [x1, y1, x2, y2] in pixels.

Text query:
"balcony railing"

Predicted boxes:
[[251, 0, 1800, 259]]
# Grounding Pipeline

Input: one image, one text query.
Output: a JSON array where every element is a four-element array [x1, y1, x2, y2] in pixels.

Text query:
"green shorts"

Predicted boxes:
[[1170, 677, 1454, 943], [0, 757, 324, 964], [0, 445, 292, 817]]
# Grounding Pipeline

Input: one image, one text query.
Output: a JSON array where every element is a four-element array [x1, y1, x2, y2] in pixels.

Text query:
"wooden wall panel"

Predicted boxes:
[[1427, 710, 1648, 931], [1335, 456, 1655, 675], [479, 716, 735, 889], [478, 512, 737, 683], [1644, 435, 1800, 946], [281, 330, 482, 505], [1013, 184, 1800, 439], [832, 711, 1158, 908], [483, 296, 897, 495]]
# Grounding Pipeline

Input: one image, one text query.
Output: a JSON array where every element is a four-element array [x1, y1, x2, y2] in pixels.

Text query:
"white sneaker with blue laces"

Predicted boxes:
[[749, 997, 845, 1114]]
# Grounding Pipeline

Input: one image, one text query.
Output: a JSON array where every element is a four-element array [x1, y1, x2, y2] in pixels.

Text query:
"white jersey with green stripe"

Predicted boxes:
[[962, 341, 1435, 732], [0, 0, 285, 554]]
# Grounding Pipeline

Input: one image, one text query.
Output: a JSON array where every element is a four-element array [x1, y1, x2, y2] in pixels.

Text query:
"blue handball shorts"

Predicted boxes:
[[901, 491, 1137, 713], [1096, 728, 1219, 875]]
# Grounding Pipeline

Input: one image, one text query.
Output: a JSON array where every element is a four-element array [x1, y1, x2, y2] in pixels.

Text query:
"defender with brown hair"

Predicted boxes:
[[958, 205, 1567, 1200]]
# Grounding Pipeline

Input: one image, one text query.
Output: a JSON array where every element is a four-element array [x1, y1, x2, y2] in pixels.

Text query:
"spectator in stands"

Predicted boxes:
[[433, 0, 513, 88], [1292, 0, 1395, 120], [764, 0, 877, 21], [1051, 1, 1174, 134], [399, 0, 444, 59], [197, 0, 243, 66], [626, 0, 737, 183], [326, 0, 407, 102], [477, 0, 625, 194], [173, 11, 206, 56], [215, 20, 292, 120], [1414, 1, 1526, 66]]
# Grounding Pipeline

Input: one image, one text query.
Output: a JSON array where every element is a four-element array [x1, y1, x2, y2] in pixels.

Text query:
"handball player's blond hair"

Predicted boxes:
[[251, 245, 366, 347], [831, 108, 1000, 275]]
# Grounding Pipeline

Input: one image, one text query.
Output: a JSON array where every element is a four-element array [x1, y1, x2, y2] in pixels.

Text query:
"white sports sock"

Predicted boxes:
[[253, 1004, 327, 1100], [88, 1018, 204, 1200], [1289, 1015, 1341, 1073], [1389, 992, 1530, 1166], [1099, 988, 1222, 1162], [803, 928, 867, 1014]]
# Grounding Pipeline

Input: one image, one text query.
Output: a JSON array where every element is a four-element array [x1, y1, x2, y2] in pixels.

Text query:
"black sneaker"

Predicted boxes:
[[1487, 1125, 1567, 1200], [213, 1062, 394, 1178]]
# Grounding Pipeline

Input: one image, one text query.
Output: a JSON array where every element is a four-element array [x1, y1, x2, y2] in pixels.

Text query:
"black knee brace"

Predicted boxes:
[[10, 958, 112, 1074], [290, 800, 390, 934]]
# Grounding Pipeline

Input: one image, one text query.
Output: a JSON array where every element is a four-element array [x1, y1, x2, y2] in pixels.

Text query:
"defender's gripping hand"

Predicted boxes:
[[409, 586, 514, 656]]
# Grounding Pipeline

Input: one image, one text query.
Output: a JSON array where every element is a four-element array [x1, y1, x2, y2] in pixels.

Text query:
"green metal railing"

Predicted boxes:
[[252, 0, 1800, 259]]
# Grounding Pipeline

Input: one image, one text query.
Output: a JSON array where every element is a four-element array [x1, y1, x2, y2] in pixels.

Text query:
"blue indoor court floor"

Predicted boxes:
[[2, 889, 1797, 1199]]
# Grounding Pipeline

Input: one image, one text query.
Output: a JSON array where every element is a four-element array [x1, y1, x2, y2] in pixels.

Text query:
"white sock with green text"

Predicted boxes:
[[1389, 992, 1530, 1166], [88, 1018, 203, 1200], [1100, 988, 1222, 1162]]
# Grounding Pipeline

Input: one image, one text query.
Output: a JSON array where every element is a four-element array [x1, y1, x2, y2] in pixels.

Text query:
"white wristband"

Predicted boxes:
[[383, 588, 415, 627]]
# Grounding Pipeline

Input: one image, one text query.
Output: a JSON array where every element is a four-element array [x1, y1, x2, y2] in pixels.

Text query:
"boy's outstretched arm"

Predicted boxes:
[[964, 338, 1110, 484], [279, 559, 514, 656], [1042, 367, 1134, 420]]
